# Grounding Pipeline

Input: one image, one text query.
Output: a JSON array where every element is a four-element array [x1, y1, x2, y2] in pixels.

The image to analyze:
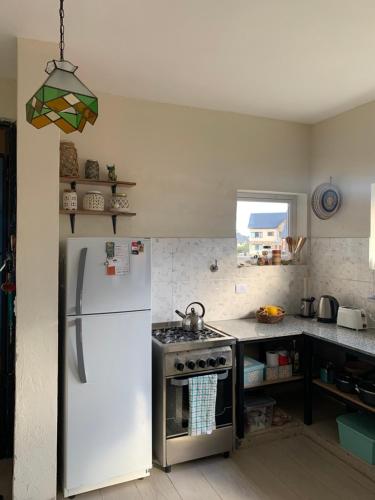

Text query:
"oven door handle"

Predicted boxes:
[[170, 378, 189, 387], [170, 370, 229, 386], [217, 370, 229, 381]]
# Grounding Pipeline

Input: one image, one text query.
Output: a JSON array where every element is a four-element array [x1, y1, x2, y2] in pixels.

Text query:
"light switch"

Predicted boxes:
[[235, 283, 248, 294]]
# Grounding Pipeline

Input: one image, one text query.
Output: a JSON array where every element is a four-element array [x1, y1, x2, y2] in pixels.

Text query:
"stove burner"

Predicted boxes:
[[152, 326, 224, 344]]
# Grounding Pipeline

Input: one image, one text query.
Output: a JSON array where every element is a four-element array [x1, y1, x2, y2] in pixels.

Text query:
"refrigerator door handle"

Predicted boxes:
[[76, 247, 88, 315], [76, 318, 87, 383]]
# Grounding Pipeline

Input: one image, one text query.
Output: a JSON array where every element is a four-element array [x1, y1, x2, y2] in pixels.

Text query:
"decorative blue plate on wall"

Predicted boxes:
[[312, 182, 342, 220]]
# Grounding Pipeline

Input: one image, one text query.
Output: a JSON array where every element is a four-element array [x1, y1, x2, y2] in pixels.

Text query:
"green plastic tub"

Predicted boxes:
[[336, 413, 375, 465]]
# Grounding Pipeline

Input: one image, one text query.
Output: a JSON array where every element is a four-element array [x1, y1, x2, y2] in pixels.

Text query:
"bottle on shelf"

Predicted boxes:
[[291, 339, 300, 374]]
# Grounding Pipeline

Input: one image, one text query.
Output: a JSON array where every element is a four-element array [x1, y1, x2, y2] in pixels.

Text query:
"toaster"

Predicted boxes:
[[337, 306, 368, 330]]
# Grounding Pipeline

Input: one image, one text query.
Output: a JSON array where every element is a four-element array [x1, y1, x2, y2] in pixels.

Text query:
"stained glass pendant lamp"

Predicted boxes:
[[26, 0, 98, 133]]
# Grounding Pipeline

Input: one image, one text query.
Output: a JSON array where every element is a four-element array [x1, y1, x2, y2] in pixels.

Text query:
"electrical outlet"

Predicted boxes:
[[235, 283, 248, 294]]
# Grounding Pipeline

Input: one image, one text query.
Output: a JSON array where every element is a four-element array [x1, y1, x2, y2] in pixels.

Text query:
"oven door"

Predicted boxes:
[[165, 369, 233, 439]]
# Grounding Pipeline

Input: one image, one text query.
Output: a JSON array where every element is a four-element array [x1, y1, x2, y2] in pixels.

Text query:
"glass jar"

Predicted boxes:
[[262, 246, 272, 265], [272, 249, 281, 265]]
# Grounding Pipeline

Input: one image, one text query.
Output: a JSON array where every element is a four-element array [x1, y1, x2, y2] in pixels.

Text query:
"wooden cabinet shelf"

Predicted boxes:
[[244, 375, 303, 390], [313, 378, 375, 414]]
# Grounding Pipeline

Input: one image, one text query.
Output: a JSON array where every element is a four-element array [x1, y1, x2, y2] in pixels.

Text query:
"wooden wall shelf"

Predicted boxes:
[[60, 209, 136, 234], [60, 176, 137, 234], [60, 176, 136, 193]]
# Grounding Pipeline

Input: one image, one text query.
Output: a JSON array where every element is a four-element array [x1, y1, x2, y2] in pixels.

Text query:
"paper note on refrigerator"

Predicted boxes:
[[113, 243, 130, 275]]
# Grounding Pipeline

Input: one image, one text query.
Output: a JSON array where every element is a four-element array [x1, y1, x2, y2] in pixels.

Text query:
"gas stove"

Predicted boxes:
[[153, 326, 224, 344], [152, 322, 235, 471], [152, 325, 235, 352]]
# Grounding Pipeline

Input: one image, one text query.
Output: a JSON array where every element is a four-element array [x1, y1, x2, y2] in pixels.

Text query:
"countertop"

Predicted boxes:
[[207, 317, 375, 357]]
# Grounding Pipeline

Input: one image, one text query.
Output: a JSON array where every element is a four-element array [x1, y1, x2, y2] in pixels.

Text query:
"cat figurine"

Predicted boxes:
[[107, 164, 117, 182]]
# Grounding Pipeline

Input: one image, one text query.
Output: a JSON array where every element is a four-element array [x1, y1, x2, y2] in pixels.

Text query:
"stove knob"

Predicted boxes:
[[218, 357, 227, 366], [186, 360, 196, 370], [175, 362, 185, 372], [208, 357, 218, 368], [197, 359, 206, 368]]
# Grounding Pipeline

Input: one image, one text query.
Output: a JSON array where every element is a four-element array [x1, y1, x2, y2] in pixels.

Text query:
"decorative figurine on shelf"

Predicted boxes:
[[107, 164, 117, 182]]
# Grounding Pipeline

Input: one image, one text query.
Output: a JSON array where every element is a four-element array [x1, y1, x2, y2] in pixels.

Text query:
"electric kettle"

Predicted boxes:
[[317, 295, 339, 323]]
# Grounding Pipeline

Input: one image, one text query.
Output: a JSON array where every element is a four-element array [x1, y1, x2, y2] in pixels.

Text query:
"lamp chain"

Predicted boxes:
[[59, 0, 65, 60]]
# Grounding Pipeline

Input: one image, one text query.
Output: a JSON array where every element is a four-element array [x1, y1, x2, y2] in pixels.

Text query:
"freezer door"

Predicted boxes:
[[65, 237, 151, 316], [63, 311, 152, 494]]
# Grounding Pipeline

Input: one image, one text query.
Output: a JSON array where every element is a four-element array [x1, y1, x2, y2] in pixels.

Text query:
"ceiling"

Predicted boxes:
[[2, 0, 375, 123]]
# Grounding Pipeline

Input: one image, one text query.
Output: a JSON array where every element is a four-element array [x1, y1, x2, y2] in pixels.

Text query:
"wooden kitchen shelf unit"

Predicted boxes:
[[60, 209, 136, 235], [60, 176, 136, 193], [60, 176, 137, 234], [313, 378, 375, 414], [245, 375, 303, 390]]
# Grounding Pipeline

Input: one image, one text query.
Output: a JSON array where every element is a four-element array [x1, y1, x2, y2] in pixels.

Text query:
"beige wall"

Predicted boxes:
[[14, 37, 311, 500], [11, 35, 375, 500], [14, 38, 60, 500], [0, 78, 16, 120], [311, 102, 375, 238], [60, 94, 310, 239]]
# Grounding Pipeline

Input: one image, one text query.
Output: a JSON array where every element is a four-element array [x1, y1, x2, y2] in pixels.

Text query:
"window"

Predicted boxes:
[[236, 191, 297, 262]]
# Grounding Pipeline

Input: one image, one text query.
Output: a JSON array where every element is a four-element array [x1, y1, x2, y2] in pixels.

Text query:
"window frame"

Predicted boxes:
[[236, 191, 298, 264]]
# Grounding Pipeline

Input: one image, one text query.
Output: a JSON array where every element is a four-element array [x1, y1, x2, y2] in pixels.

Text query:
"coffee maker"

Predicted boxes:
[[300, 297, 316, 318]]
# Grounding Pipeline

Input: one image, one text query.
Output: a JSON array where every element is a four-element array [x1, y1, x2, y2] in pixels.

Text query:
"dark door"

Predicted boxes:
[[0, 121, 16, 459]]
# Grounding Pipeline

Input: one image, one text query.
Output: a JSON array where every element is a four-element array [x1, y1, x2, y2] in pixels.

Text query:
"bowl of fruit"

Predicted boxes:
[[256, 305, 285, 324]]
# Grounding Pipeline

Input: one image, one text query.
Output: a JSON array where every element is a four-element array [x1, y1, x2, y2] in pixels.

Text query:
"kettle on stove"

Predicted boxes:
[[175, 302, 206, 332], [317, 295, 339, 323]]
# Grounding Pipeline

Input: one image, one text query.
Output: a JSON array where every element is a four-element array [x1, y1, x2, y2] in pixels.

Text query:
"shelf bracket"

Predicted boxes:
[[111, 215, 117, 234], [69, 213, 76, 234]]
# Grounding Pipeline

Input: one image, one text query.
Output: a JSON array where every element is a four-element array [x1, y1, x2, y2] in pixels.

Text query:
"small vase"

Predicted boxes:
[[60, 142, 79, 177], [85, 160, 100, 180]]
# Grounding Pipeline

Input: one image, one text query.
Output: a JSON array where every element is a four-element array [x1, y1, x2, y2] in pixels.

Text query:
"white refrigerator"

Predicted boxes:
[[62, 237, 152, 498]]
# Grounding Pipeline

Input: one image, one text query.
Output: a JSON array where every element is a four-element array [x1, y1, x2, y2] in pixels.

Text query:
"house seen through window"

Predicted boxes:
[[236, 193, 294, 262]]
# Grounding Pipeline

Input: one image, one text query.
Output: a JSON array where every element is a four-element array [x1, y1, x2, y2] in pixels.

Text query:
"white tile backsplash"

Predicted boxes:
[[151, 237, 307, 323], [310, 237, 375, 320], [151, 236, 375, 324]]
